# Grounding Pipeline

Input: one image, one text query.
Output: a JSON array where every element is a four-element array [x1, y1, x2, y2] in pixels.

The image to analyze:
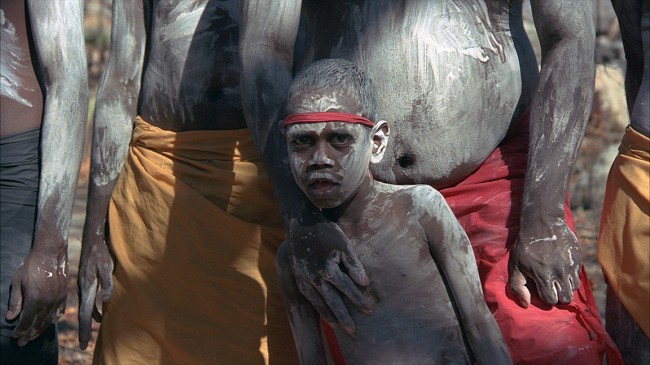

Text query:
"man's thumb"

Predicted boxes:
[[510, 266, 531, 308], [6, 277, 24, 321]]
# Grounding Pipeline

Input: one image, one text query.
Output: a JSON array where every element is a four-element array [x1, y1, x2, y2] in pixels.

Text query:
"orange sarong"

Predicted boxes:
[[94, 117, 298, 365], [598, 125, 650, 337]]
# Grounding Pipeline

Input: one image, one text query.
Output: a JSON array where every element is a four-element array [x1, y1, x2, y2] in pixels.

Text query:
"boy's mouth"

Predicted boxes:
[[308, 178, 339, 196]]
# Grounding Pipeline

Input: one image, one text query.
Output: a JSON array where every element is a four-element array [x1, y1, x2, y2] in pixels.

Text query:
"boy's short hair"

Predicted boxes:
[[287, 58, 379, 123]]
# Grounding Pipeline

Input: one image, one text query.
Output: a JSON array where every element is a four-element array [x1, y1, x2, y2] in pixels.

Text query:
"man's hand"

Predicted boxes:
[[77, 229, 114, 350], [509, 220, 581, 308], [5, 250, 68, 346], [288, 219, 372, 334]]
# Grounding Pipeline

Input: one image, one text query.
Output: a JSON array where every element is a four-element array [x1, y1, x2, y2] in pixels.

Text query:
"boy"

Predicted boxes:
[[276, 58, 511, 364]]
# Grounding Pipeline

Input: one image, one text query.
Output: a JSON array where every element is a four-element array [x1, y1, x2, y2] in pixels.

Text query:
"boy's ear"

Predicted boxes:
[[370, 120, 390, 164]]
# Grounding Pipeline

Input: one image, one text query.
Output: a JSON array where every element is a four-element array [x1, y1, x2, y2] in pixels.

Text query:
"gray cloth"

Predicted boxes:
[[606, 284, 650, 365], [0, 129, 58, 365]]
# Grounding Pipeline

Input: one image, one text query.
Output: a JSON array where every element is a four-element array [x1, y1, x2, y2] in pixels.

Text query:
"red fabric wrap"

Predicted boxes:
[[282, 112, 375, 128], [323, 112, 622, 365]]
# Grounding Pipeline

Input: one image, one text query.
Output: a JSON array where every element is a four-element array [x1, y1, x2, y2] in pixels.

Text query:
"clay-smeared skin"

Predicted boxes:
[[0, 0, 89, 347], [243, 0, 595, 326], [82, 0, 596, 349], [78, 0, 305, 350], [611, 0, 650, 136], [280, 117, 511, 364]]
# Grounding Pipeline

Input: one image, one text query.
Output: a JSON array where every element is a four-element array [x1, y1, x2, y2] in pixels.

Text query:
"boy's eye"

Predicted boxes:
[[330, 133, 353, 146], [291, 135, 314, 147]]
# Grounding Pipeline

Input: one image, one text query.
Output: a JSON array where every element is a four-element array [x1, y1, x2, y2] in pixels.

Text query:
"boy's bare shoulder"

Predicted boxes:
[[376, 182, 446, 212]]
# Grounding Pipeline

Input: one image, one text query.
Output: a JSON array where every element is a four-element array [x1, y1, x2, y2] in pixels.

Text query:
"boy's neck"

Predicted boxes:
[[322, 175, 377, 227]]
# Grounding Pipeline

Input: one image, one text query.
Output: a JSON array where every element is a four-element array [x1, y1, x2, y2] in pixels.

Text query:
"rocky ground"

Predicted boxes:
[[55, 1, 626, 363]]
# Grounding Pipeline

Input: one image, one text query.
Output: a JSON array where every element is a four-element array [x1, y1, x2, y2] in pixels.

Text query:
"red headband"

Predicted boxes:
[[282, 112, 375, 128]]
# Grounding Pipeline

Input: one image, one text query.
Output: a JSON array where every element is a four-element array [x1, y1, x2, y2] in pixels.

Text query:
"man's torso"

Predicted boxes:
[[143, 0, 538, 188], [0, 2, 44, 137], [300, 0, 538, 188]]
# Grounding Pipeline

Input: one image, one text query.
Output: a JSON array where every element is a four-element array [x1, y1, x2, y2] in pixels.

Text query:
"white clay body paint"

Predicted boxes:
[[528, 235, 558, 244], [91, 101, 133, 187], [0, 10, 34, 107], [286, 122, 372, 209], [407, 0, 504, 87]]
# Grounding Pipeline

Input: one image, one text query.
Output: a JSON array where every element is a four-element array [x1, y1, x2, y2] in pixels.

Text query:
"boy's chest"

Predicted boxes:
[[350, 224, 443, 298]]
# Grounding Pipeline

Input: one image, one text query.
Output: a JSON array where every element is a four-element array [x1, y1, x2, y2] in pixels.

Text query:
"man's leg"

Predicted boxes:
[[606, 285, 650, 364]]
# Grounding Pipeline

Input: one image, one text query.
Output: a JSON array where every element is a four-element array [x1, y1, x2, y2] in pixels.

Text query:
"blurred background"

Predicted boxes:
[[58, 0, 630, 363]]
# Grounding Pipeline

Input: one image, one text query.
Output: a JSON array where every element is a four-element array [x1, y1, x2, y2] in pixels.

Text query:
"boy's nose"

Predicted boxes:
[[309, 142, 334, 167]]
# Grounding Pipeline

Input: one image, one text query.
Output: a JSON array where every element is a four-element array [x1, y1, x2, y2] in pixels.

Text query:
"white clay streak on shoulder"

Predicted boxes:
[[0, 10, 34, 107]]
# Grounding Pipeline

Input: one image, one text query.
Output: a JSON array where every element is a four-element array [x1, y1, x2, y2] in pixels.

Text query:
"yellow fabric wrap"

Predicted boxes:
[[598, 125, 650, 338], [94, 116, 297, 365]]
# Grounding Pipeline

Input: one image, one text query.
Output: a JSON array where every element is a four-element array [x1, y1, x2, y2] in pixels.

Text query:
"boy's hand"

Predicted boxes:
[[287, 219, 372, 334]]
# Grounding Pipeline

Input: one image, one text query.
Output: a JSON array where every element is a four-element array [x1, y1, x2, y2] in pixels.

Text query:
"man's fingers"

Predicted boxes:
[[12, 304, 46, 346], [570, 265, 581, 292], [6, 276, 23, 321], [319, 283, 356, 334], [98, 265, 115, 302], [536, 276, 559, 305], [78, 279, 98, 350], [555, 278, 574, 304], [509, 266, 531, 308], [92, 303, 102, 323], [296, 280, 337, 326], [341, 253, 369, 287], [327, 267, 371, 314]]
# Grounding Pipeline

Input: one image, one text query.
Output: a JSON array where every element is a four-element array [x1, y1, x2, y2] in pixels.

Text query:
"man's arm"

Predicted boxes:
[[509, 0, 596, 308], [5, 0, 89, 347], [420, 187, 512, 364], [239, 0, 370, 332], [276, 243, 327, 365], [77, 0, 147, 350]]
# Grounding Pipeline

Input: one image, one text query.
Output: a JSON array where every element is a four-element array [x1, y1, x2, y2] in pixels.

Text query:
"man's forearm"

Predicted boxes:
[[522, 1, 595, 223], [29, 0, 89, 256], [82, 100, 136, 242]]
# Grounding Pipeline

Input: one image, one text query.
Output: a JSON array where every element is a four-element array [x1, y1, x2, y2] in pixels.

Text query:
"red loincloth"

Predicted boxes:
[[323, 112, 622, 365]]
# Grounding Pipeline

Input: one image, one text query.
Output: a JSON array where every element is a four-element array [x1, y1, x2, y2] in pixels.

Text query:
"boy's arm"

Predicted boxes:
[[239, 0, 370, 332], [419, 187, 511, 364], [5, 0, 89, 346], [77, 0, 147, 350]]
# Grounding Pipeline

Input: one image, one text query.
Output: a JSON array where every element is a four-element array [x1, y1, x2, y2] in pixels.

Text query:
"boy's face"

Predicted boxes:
[[285, 121, 372, 209]]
